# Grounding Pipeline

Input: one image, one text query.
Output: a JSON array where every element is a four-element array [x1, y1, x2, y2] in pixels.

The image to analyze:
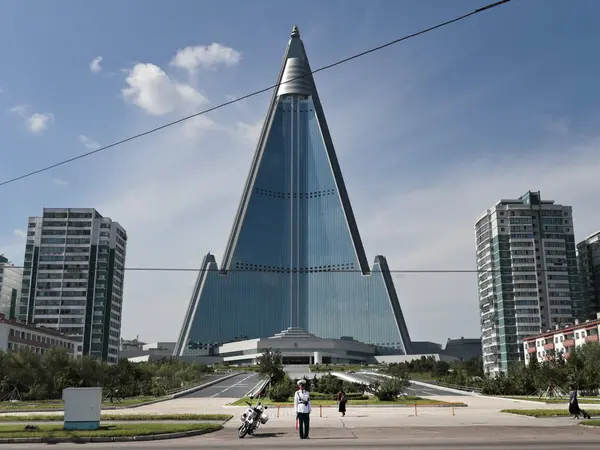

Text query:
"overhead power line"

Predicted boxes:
[[9, 266, 562, 274], [0, 0, 511, 187]]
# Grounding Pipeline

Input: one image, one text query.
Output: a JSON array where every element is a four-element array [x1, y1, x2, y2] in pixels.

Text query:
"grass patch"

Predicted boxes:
[[582, 419, 600, 427], [0, 414, 232, 422], [230, 395, 454, 407], [0, 396, 162, 412], [0, 423, 222, 439], [502, 396, 600, 404], [501, 409, 600, 417]]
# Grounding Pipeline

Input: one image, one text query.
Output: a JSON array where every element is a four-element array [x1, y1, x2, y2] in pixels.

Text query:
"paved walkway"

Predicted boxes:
[[3, 389, 597, 428], [11, 426, 600, 449]]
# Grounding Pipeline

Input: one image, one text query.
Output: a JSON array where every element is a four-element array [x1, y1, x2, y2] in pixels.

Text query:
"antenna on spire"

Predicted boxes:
[[291, 25, 300, 38]]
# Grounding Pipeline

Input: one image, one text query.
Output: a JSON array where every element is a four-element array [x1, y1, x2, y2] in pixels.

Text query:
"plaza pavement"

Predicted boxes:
[[3, 390, 598, 428], [2, 380, 598, 429]]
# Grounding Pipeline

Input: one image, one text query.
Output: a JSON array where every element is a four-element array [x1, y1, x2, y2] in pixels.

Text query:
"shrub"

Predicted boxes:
[[373, 376, 410, 401], [268, 376, 295, 402], [315, 373, 343, 394], [307, 392, 367, 400]]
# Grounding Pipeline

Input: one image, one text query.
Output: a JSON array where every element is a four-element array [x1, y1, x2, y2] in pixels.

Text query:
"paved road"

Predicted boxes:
[[12, 426, 600, 449], [406, 382, 466, 397], [348, 372, 464, 397], [179, 372, 261, 398]]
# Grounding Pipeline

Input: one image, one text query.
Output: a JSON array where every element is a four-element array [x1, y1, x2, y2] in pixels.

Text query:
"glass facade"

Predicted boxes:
[[175, 29, 411, 356], [578, 231, 600, 320]]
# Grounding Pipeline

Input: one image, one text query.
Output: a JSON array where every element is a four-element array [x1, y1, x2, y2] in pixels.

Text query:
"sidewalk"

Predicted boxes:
[[223, 405, 572, 429], [2, 393, 592, 427]]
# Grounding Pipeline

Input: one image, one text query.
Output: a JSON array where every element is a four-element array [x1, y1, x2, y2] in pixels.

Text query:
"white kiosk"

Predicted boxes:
[[62, 387, 102, 430]]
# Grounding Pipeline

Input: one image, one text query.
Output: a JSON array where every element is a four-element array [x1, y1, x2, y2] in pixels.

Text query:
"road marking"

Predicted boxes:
[[211, 373, 257, 398]]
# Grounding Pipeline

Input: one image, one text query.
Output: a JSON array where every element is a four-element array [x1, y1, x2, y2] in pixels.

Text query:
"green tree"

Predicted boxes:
[[316, 373, 343, 394], [256, 349, 285, 384]]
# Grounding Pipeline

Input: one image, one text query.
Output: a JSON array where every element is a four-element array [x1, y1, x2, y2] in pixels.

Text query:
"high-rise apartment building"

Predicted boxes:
[[475, 191, 580, 375], [0, 255, 22, 319], [20, 208, 127, 363], [174, 26, 412, 356], [577, 230, 600, 320]]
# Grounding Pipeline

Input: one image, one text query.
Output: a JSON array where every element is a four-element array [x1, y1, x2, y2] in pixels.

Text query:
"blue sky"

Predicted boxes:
[[2, 0, 600, 344]]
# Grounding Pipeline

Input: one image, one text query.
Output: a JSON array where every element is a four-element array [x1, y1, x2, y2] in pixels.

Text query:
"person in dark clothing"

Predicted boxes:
[[337, 390, 347, 417], [569, 387, 591, 419]]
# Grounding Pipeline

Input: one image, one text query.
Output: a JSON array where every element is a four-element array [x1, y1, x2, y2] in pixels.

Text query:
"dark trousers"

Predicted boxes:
[[298, 413, 310, 439]]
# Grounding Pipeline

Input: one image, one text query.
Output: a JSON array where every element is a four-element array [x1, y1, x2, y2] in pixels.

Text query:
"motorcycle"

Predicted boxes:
[[238, 395, 269, 438]]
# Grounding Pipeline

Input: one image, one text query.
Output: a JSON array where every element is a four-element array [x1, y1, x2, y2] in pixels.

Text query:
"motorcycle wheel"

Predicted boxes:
[[238, 423, 249, 438]]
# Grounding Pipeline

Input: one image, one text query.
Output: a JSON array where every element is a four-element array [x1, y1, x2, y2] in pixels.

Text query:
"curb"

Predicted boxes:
[[245, 378, 270, 398], [410, 380, 480, 397], [0, 427, 220, 444], [0, 373, 237, 415]]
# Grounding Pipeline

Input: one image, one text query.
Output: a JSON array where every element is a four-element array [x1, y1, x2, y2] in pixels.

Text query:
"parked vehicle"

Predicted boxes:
[[238, 396, 269, 438]]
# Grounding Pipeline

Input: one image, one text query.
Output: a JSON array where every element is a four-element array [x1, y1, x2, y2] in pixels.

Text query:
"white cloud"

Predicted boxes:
[[52, 178, 69, 186], [122, 63, 208, 115], [90, 56, 103, 73], [27, 113, 52, 133], [9, 104, 28, 116], [12, 229, 27, 239], [234, 120, 262, 145], [78, 135, 101, 150], [170, 43, 241, 74], [9, 105, 53, 134]]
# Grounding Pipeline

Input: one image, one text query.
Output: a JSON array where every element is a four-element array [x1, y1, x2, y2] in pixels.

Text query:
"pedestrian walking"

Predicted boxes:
[[294, 379, 311, 439], [337, 389, 347, 417], [569, 387, 591, 419]]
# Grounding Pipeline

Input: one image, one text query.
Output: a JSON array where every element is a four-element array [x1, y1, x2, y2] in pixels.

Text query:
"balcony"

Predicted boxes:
[[563, 339, 575, 347], [527, 346, 537, 353], [585, 335, 599, 343], [544, 342, 555, 351]]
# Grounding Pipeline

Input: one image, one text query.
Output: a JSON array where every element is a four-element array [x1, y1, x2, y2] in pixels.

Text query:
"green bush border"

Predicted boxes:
[[0, 423, 222, 442]]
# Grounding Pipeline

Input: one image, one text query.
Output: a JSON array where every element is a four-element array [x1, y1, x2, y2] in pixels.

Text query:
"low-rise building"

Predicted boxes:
[[0, 312, 79, 356], [523, 313, 600, 365], [120, 337, 146, 352], [120, 341, 176, 359]]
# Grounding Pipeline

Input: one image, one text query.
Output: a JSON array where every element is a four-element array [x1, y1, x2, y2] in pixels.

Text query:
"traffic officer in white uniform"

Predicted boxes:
[[294, 379, 311, 439]]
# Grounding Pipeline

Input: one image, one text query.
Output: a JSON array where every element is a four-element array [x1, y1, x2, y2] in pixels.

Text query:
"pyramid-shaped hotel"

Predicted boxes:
[[174, 26, 413, 357]]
